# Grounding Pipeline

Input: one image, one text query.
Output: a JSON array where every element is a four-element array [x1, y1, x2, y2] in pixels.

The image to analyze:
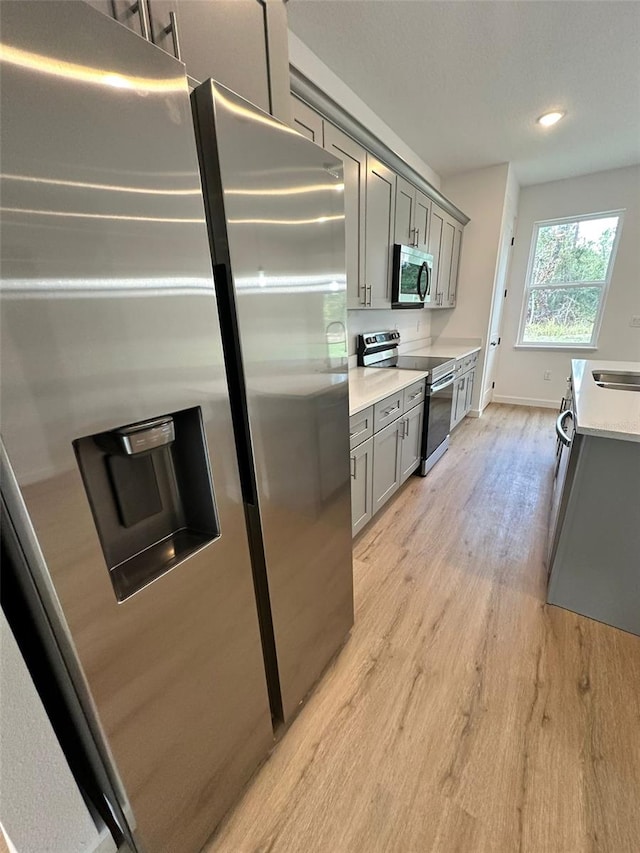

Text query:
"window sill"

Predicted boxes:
[[513, 344, 598, 352]]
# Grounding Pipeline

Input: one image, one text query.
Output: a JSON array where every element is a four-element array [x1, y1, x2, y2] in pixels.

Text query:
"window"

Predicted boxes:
[[517, 211, 623, 347]]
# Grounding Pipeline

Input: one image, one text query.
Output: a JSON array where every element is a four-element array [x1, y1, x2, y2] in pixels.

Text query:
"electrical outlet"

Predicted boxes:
[[630, 316, 640, 328], [543, 371, 552, 381]]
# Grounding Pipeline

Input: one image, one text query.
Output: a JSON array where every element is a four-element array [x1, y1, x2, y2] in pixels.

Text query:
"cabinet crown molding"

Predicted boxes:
[[290, 66, 470, 227]]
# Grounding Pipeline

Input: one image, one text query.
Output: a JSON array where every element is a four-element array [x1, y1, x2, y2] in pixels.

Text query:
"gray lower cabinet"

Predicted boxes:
[[451, 354, 479, 429], [400, 403, 423, 481], [372, 417, 403, 513], [350, 437, 373, 536], [350, 390, 426, 536]]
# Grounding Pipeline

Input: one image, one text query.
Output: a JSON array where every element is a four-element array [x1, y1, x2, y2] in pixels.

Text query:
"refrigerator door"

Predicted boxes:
[[0, 5, 273, 852], [193, 82, 354, 722]]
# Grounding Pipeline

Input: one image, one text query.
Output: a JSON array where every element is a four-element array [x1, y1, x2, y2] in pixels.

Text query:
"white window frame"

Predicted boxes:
[[516, 209, 624, 350]]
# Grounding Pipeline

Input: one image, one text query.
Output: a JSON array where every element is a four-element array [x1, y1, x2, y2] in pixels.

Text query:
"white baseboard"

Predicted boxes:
[[467, 408, 482, 418], [493, 395, 557, 409]]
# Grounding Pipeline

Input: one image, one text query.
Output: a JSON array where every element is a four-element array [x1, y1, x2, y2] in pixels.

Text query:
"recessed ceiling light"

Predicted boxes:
[[537, 111, 565, 128]]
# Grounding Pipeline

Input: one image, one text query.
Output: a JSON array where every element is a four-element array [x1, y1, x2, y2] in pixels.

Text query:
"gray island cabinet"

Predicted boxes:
[[547, 359, 640, 636]]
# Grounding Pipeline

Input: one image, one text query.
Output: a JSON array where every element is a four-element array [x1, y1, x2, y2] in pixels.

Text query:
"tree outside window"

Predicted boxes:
[[518, 212, 623, 347]]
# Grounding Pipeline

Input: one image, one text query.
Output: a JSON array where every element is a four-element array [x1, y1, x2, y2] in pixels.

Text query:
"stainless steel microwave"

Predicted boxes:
[[391, 244, 433, 308]]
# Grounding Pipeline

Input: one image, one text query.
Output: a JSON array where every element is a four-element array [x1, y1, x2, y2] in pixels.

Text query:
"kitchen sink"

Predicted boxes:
[[592, 370, 640, 391]]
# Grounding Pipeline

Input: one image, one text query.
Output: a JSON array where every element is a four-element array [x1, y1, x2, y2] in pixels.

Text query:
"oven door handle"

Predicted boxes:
[[555, 409, 573, 447], [430, 372, 456, 393]]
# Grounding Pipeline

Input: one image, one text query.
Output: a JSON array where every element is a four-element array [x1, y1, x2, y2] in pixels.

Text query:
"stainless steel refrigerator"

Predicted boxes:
[[191, 81, 353, 724], [0, 3, 352, 852]]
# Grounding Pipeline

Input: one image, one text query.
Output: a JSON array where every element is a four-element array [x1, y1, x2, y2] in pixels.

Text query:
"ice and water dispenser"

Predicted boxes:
[[74, 407, 220, 601]]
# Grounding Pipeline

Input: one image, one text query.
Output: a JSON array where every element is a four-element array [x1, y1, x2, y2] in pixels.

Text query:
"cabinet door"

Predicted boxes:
[[147, 0, 270, 112], [394, 176, 415, 246], [451, 375, 465, 429], [414, 190, 431, 255], [438, 217, 455, 308], [447, 223, 463, 307], [291, 97, 324, 145], [351, 437, 373, 536], [428, 203, 444, 307], [400, 404, 424, 482], [372, 418, 402, 512], [464, 367, 475, 415], [364, 155, 395, 308], [324, 123, 367, 310], [84, 0, 150, 36]]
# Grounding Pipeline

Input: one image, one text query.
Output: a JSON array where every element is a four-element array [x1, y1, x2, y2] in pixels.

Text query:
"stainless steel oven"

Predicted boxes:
[[357, 331, 456, 475], [392, 244, 433, 308], [422, 364, 457, 473]]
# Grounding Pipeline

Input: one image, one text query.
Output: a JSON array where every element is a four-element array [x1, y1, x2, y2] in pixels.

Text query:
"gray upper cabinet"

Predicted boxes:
[[291, 98, 324, 144], [429, 201, 463, 308], [364, 155, 396, 308], [147, 0, 270, 112], [90, 0, 290, 119], [394, 179, 431, 254], [447, 222, 463, 307], [324, 123, 367, 310], [414, 190, 432, 255], [394, 176, 415, 246], [84, 0, 151, 36], [428, 203, 444, 306]]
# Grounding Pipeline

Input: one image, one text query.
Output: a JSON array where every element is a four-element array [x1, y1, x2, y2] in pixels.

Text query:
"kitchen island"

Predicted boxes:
[[547, 359, 640, 636]]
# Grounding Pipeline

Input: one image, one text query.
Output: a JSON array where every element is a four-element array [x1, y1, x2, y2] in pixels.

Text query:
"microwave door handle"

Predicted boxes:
[[425, 261, 432, 297], [417, 261, 429, 301]]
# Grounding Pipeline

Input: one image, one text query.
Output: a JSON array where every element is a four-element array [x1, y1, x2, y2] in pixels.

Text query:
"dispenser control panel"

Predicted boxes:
[[116, 417, 175, 456]]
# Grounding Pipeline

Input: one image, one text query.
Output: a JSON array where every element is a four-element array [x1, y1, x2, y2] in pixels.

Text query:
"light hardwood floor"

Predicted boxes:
[[204, 404, 640, 853]]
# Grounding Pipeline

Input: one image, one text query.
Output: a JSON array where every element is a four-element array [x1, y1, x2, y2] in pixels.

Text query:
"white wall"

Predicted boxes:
[[0, 613, 115, 853], [496, 165, 640, 406], [429, 163, 513, 409], [346, 308, 432, 358], [288, 32, 441, 190]]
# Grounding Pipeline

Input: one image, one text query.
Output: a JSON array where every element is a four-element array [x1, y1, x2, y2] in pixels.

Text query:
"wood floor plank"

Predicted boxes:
[[203, 404, 640, 853]]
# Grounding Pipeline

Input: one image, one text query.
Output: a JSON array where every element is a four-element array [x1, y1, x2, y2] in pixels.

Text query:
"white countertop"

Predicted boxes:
[[572, 359, 640, 442], [349, 367, 429, 415], [405, 338, 482, 361]]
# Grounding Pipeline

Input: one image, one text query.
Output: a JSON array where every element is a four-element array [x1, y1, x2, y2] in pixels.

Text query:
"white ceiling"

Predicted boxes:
[[287, 0, 640, 186]]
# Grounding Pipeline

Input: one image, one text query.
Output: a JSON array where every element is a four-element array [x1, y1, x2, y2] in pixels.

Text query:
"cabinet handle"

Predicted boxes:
[[367, 284, 372, 306], [400, 419, 406, 439], [350, 455, 357, 479], [405, 417, 410, 437], [408, 390, 421, 401], [361, 285, 367, 306], [158, 9, 182, 60], [414, 227, 420, 247], [383, 405, 400, 417], [113, 0, 151, 39]]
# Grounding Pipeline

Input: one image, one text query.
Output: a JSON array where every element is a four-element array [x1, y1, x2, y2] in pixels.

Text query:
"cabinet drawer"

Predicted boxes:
[[373, 392, 404, 433], [462, 351, 479, 371], [403, 379, 425, 412], [349, 407, 374, 449]]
